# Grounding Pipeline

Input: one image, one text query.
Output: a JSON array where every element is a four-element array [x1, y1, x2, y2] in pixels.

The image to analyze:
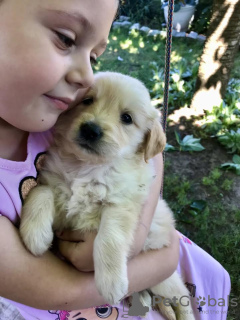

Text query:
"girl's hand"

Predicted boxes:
[[56, 230, 97, 272]]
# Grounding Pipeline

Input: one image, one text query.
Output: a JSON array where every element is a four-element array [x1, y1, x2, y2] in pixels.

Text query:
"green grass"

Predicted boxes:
[[164, 165, 240, 319]]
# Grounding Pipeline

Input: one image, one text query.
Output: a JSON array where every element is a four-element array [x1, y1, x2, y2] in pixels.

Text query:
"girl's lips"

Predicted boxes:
[[44, 95, 70, 111]]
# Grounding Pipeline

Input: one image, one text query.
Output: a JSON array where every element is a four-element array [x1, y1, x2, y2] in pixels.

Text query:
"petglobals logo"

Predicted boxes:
[[152, 294, 238, 307], [152, 294, 238, 315], [120, 292, 238, 318]]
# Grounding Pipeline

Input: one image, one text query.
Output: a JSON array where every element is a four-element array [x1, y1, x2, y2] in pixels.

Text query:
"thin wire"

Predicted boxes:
[[160, 0, 174, 197]]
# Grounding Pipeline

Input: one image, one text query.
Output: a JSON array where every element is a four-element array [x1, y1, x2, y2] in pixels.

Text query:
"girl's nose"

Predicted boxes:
[[66, 55, 94, 89]]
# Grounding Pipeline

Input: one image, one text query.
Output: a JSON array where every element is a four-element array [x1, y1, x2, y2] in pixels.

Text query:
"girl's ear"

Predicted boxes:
[[143, 119, 166, 162]]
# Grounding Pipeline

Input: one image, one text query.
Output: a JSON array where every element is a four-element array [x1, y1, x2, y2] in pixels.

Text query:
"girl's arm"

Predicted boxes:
[[0, 215, 179, 310]]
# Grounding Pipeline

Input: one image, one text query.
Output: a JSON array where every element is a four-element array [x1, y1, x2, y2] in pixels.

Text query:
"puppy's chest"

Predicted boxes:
[[69, 179, 109, 212], [69, 174, 147, 225], [68, 173, 132, 212], [53, 162, 153, 231], [65, 178, 117, 231]]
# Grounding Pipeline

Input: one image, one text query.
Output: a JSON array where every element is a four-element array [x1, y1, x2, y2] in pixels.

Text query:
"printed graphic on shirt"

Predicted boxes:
[[19, 152, 46, 204], [178, 233, 193, 245], [48, 306, 119, 320]]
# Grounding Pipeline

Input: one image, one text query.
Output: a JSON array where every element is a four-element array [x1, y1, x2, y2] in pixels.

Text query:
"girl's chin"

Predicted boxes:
[[22, 117, 58, 133]]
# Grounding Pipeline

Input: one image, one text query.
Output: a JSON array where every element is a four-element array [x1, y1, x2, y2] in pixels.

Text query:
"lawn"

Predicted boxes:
[[95, 27, 240, 319]]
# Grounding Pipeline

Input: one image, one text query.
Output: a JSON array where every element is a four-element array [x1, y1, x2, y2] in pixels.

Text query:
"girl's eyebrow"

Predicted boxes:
[[43, 9, 93, 31]]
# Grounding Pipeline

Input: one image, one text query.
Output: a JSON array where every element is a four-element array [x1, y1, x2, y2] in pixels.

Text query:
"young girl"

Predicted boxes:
[[0, 1, 230, 320]]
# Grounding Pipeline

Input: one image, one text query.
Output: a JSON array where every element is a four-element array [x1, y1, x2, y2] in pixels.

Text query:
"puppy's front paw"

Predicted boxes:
[[20, 218, 53, 256], [95, 266, 129, 305]]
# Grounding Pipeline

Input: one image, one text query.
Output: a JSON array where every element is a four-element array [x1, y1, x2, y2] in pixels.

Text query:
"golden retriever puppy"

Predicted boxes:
[[20, 72, 195, 320]]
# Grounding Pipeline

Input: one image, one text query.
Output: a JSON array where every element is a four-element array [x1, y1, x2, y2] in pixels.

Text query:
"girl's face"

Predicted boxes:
[[0, 0, 117, 132]]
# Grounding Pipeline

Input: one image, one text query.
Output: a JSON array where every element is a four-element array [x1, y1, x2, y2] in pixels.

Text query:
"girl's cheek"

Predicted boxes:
[[22, 29, 69, 91], [26, 53, 67, 92]]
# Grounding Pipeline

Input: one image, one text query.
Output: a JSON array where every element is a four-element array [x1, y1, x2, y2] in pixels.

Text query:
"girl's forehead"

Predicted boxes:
[[9, 0, 118, 23], [39, 0, 118, 17]]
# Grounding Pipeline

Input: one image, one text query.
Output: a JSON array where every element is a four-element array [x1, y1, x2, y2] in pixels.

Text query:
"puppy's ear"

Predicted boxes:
[[143, 119, 166, 162]]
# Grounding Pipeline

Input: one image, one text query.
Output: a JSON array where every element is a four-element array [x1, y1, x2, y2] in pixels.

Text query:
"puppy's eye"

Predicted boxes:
[[121, 113, 133, 124], [82, 97, 94, 105]]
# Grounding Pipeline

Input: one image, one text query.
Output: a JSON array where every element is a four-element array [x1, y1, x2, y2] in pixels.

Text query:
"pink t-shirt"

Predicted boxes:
[[0, 131, 231, 320]]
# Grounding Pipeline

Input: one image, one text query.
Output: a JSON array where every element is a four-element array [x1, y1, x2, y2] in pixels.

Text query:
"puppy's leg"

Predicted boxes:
[[20, 186, 55, 256], [154, 297, 176, 320], [151, 272, 195, 320], [93, 205, 138, 305]]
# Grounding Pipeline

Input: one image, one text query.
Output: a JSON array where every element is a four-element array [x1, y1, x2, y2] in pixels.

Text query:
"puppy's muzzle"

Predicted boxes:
[[80, 122, 103, 143]]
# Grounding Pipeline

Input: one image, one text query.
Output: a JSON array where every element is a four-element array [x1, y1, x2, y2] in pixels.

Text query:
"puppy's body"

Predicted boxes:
[[20, 72, 195, 320], [35, 149, 153, 235]]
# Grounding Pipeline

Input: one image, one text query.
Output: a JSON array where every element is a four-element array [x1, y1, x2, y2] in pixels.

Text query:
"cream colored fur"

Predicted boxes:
[[20, 72, 195, 320]]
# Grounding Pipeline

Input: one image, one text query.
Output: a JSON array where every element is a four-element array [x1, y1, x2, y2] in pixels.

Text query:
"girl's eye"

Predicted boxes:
[[121, 113, 133, 125], [55, 31, 76, 49]]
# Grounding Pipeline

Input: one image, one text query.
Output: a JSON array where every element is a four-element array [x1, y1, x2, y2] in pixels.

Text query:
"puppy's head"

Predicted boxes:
[[55, 72, 166, 164]]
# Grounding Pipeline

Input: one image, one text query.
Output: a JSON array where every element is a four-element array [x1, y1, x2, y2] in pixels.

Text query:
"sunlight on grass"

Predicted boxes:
[[171, 50, 183, 62], [94, 64, 101, 71], [129, 47, 139, 54], [172, 73, 181, 82], [177, 81, 185, 92], [120, 39, 133, 50], [129, 29, 140, 38]]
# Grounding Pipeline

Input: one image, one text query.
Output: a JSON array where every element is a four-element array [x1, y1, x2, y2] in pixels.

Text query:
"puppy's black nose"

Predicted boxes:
[[80, 122, 103, 142]]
